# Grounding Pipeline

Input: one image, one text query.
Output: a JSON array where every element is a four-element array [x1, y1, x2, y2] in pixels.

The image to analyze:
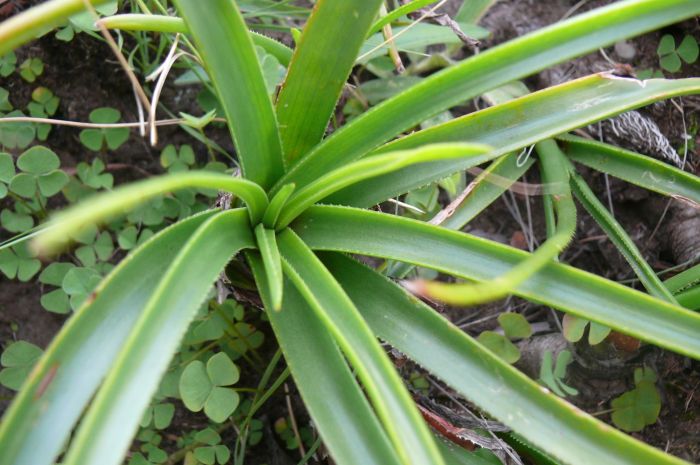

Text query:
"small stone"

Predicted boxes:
[[614, 40, 636, 61]]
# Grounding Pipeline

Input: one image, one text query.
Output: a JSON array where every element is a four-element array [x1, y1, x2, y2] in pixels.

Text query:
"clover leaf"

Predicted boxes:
[[8, 146, 68, 198], [538, 350, 578, 397], [180, 352, 240, 423], [0, 52, 16, 77], [117, 226, 154, 251], [0, 151, 15, 198], [658, 34, 699, 73], [27, 87, 60, 140], [0, 207, 34, 233], [562, 314, 611, 345], [74, 230, 113, 267], [498, 312, 532, 339], [79, 107, 129, 151], [0, 243, 41, 282], [160, 144, 195, 173], [19, 58, 44, 83], [140, 402, 175, 430], [477, 330, 520, 364], [62, 266, 103, 310], [0, 110, 35, 149], [0, 87, 12, 112], [0, 341, 43, 390], [76, 158, 113, 190], [193, 428, 230, 465], [38, 262, 75, 314], [611, 367, 661, 432]]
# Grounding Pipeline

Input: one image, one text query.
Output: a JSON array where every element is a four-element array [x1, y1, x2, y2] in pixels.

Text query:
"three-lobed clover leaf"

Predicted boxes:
[[192, 428, 230, 465], [160, 144, 195, 173], [611, 367, 661, 432], [79, 107, 129, 151], [0, 243, 41, 282], [62, 266, 103, 310], [140, 402, 175, 430], [0, 206, 33, 233], [0, 110, 36, 149], [179, 352, 240, 423], [0, 52, 16, 77], [73, 229, 114, 267], [0, 340, 43, 390], [657, 34, 699, 73], [8, 146, 68, 198], [76, 158, 113, 190], [117, 226, 154, 251], [18, 57, 43, 83]]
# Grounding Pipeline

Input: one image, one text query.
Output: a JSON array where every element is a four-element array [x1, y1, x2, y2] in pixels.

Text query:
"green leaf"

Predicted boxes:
[[206, 352, 239, 387], [277, 230, 444, 465], [277, 142, 490, 228], [17, 146, 59, 174], [0, 87, 12, 112], [194, 447, 216, 465], [677, 34, 699, 64], [62, 267, 102, 310], [0, 152, 15, 182], [274, 0, 700, 193], [275, 0, 383, 163], [254, 224, 283, 310], [79, 107, 129, 151], [40, 288, 71, 314], [498, 313, 532, 339], [248, 254, 402, 465], [562, 314, 587, 342], [330, 75, 700, 207], [19, 58, 43, 82], [1, 208, 34, 233], [0, 245, 40, 281], [0, 52, 16, 77], [61, 210, 255, 465], [294, 206, 700, 360], [39, 262, 74, 286], [180, 361, 212, 412], [659, 53, 681, 72], [9, 173, 37, 198], [560, 135, 700, 205], [611, 381, 661, 432], [324, 252, 685, 465], [0, 211, 217, 465], [0, 341, 42, 391], [38, 171, 68, 197], [68, 0, 117, 31], [204, 386, 239, 423], [0, 111, 35, 149], [477, 331, 520, 363], [194, 428, 221, 446], [657, 34, 676, 56], [34, 171, 268, 255], [174, 0, 284, 190]]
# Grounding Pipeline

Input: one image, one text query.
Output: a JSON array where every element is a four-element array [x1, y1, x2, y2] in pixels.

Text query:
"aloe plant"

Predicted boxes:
[[1, 1, 700, 465]]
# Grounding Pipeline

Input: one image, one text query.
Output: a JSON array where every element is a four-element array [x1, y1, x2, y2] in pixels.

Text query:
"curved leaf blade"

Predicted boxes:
[[277, 143, 491, 228], [293, 206, 700, 360], [63, 209, 255, 465], [248, 254, 402, 465], [274, 0, 700, 192], [276, 0, 384, 163], [33, 171, 266, 255], [277, 229, 445, 465], [329, 75, 700, 207], [0, 211, 217, 465], [560, 134, 700, 206], [174, 0, 284, 189], [323, 252, 690, 465]]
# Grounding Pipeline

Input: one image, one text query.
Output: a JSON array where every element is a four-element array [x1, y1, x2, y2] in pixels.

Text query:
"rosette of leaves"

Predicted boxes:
[[3, 2, 700, 465]]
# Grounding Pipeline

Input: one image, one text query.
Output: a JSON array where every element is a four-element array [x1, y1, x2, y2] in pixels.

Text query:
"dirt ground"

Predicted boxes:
[[1, 0, 699, 464]]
